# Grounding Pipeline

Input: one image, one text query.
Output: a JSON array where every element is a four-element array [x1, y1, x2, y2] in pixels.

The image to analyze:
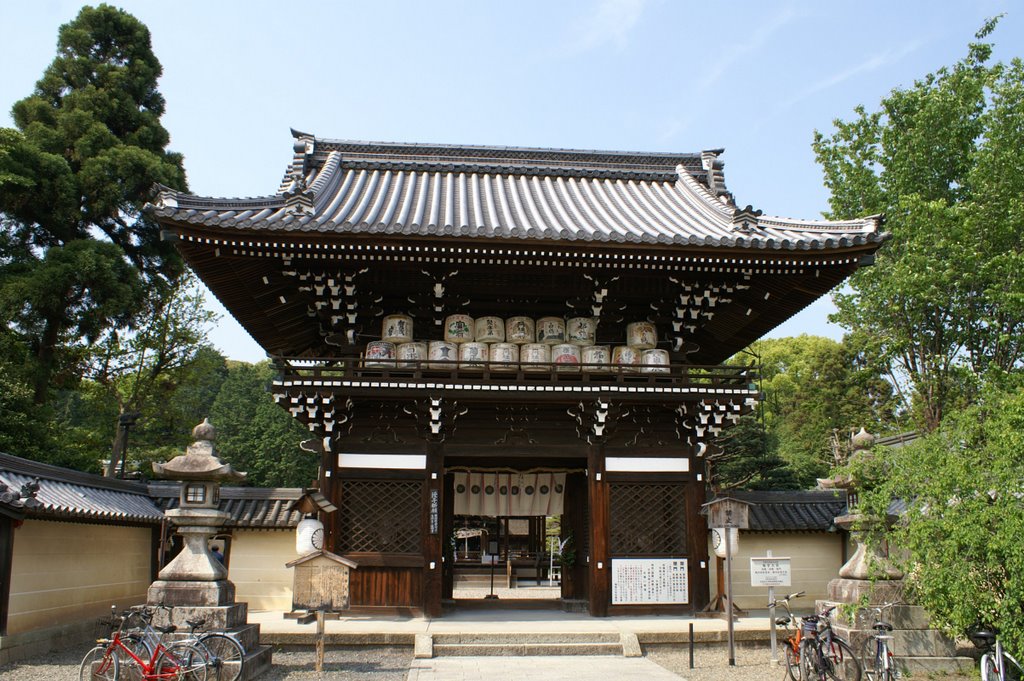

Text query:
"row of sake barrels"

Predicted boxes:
[[383, 313, 659, 349], [365, 339, 670, 373]]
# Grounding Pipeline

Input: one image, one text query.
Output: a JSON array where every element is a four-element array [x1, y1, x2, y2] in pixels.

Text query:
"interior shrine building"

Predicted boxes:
[[150, 132, 886, 617]]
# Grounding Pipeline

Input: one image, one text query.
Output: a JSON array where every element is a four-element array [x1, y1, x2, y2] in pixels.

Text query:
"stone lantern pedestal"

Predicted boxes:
[[147, 419, 271, 679]]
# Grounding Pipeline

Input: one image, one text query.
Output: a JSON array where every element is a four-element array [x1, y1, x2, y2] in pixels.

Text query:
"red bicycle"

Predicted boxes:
[[80, 607, 207, 681]]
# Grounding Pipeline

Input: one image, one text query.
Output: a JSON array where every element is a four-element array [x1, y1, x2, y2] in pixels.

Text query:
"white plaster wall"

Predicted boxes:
[[707, 532, 844, 611], [7, 520, 151, 634], [228, 529, 294, 611]]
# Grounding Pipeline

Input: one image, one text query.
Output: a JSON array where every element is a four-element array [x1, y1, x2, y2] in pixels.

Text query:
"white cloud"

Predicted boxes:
[[564, 0, 649, 54], [696, 5, 799, 91]]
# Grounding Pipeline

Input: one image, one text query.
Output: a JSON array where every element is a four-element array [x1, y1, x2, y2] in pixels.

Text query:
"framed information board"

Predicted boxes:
[[611, 558, 689, 604]]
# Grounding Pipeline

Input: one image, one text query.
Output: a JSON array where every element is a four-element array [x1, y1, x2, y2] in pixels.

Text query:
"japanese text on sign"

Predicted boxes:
[[750, 557, 791, 587], [611, 558, 688, 604]]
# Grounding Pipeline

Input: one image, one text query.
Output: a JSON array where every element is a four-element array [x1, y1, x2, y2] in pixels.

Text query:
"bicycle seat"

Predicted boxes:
[[775, 617, 791, 626], [969, 628, 997, 649], [156, 624, 177, 634], [186, 617, 207, 630], [873, 622, 894, 632]]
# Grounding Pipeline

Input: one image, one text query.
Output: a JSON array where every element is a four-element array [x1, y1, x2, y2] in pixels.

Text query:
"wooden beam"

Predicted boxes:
[[422, 443, 444, 617], [587, 445, 609, 617]]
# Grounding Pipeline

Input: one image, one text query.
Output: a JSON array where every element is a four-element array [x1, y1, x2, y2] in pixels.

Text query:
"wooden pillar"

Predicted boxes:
[[441, 471, 455, 600], [320, 441, 337, 551], [562, 472, 588, 600], [687, 458, 710, 609], [0, 516, 15, 636], [587, 445, 609, 617], [422, 443, 444, 617]]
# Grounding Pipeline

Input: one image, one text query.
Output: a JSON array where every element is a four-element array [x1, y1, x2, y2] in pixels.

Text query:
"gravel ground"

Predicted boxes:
[[1, 643, 979, 680], [0, 645, 411, 680]]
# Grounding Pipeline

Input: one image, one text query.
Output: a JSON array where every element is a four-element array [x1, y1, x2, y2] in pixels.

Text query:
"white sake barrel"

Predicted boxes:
[[381, 314, 413, 343], [459, 342, 488, 370], [566, 317, 598, 346], [521, 343, 550, 372], [612, 345, 641, 373], [489, 343, 519, 371], [397, 341, 428, 368], [506, 316, 535, 344], [296, 517, 324, 555], [641, 348, 670, 374], [581, 345, 610, 373], [428, 340, 458, 369], [364, 340, 396, 368], [475, 316, 505, 343], [552, 344, 581, 372], [626, 321, 657, 349], [536, 317, 566, 345], [444, 314, 474, 343]]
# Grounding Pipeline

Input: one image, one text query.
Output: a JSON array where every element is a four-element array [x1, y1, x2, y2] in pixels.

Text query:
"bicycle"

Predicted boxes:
[[969, 625, 1023, 681], [80, 606, 208, 681], [799, 604, 863, 681], [182, 616, 245, 681], [768, 590, 807, 681], [860, 602, 898, 681]]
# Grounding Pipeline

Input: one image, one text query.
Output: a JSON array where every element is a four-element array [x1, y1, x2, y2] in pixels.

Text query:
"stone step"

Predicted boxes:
[[433, 632, 620, 645], [896, 655, 975, 676], [235, 644, 273, 681], [433, 641, 624, 657]]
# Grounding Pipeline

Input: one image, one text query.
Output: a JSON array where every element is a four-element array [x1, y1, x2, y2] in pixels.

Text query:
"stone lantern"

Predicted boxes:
[[149, 418, 246, 605]]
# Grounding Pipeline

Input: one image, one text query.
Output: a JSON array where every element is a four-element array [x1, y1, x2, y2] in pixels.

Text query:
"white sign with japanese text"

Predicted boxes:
[[750, 557, 792, 587]]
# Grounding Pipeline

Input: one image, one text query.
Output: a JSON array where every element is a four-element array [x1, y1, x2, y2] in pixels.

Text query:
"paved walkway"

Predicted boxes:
[[406, 655, 685, 680]]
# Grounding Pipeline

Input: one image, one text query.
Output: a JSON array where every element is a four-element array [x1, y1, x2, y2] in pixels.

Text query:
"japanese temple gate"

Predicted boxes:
[[151, 133, 885, 616]]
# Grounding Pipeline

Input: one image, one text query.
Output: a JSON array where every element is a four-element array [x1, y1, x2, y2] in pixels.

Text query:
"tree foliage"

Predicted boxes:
[[715, 336, 899, 489], [209, 361, 317, 488], [859, 377, 1024, 654], [0, 4, 187, 403], [813, 18, 1024, 431]]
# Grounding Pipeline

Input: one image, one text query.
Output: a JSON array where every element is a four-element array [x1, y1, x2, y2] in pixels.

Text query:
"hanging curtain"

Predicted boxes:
[[453, 472, 565, 516]]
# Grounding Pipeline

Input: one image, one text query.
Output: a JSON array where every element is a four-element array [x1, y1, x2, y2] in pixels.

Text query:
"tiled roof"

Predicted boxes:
[[0, 453, 163, 524], [149, 133, 885, 251], [149, 483, 303, 529], [720, 490, 848, 532]]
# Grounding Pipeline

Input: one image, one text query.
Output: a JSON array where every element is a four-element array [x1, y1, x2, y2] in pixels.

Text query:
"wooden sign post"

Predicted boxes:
[[286, 551, 358, 673], [701, 497, 752, 667]]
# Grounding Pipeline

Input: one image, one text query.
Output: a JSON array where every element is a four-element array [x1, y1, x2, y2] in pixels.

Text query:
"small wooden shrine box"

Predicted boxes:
[[285, 550, 358, 612]]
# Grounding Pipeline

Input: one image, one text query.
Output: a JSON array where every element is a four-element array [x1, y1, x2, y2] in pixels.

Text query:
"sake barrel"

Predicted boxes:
[[581, 345, 610, 373], [397, 341, 428, 368], [475, 316, 505, 343], [444, 314, 474, 343], [428, 340, 458, 369], [506, 316, 535, 344], [489, 343, 519, 372], [566, 317, 598, 346], [364, 340, 397, 368], [459, 342, 488, 370], [612, 345, 641, 373], [381, 314, 413, 344], [641, 348, 670, 374], [626, 321, 657, 349], [552, 344, 581, 372], [536, 317, 566, 345], [521, 343, 550, 372]]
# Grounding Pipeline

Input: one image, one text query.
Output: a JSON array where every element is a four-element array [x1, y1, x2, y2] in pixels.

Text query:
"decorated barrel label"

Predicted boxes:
[[566, 317, 597, 346], [506, 316, 535, 344], [626, 321, 657, 349], [612, 345, 641, 372], [552, 343, 581, 372], [428, 340, 458, 369], [397, 341, 428, 368], [581, 345, 610, 372], [382, 314, 414, 344], [521, 343, 550, 372], [364, 340, 397, 368], [459, 342, 488, 370], [537, 317, 566, 345], [641, 349, 670, 373], [489, 343, 519, 371], [444, 314, 474, 343], [474, 316, 505, 343]]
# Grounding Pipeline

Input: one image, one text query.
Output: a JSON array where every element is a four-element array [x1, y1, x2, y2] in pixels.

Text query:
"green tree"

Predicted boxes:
[[0, 4, 186, 403], [813, 18, 1024, 431], [209, 361, 317, 487], [859, 376, 1024, 655], [719, 337, 899, 488]]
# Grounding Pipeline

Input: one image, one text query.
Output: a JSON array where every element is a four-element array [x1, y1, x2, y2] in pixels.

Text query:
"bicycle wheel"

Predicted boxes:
[[785, 641, 801, 681], [155, 641, 208, 681], [821, 637, 862, 681], [800, 640, 820, 680], [80, 645, 118, 681], [199, 633, 244, 681], [981, 653, 999, 681], [119, 633, 154, 681], [860, 635, 885, 681]]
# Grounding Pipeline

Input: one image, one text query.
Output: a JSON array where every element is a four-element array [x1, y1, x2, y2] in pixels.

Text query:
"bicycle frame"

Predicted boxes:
[[107, 631, 180, 680]]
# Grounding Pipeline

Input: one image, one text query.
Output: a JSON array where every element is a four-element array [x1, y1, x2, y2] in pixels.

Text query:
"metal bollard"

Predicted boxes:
[[689, 622, 694, 669]]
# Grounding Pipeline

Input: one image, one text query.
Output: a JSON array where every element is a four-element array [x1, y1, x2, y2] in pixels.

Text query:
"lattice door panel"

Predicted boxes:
[[609, 482, 687, 555], [337, 479, 423, 554]]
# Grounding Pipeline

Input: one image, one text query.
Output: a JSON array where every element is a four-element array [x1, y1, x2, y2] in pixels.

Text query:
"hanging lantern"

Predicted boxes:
[[711, 527, 739, 558], [296, 517, 325, 556]]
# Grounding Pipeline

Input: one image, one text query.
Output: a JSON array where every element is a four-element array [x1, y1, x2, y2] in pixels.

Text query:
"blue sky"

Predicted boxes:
[[3, 1, 1021, 363]]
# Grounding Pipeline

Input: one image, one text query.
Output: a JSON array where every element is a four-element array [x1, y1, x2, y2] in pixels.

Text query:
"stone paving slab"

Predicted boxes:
[[406, 655, 686, 680]]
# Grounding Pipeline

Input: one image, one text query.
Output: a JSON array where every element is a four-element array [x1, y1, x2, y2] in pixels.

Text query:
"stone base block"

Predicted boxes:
[[826, 578, 904, 604], [152, 603, 248, 631], [148, 579, 236, 607], [898, 655, 975, 676]]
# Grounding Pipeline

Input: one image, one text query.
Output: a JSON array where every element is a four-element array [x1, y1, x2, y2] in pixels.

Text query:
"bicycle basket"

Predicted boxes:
[[801, 617, 820, 635]]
